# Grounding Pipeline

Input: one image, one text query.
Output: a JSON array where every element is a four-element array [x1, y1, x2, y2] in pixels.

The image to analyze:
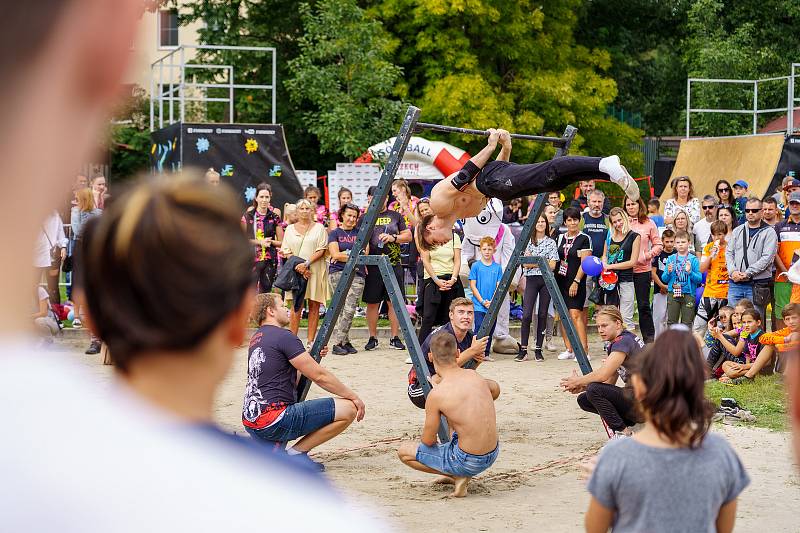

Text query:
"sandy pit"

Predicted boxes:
[[58, 333, 800, 532]]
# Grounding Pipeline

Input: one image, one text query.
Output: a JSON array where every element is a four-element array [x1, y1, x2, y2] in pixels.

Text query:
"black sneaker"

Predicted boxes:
[[85, 341, 101, 355], [332, 343, 348, 355], [534, 349, 544, 362], [389, 336, 405, 350], [343, 342, 358, 354], [514, 347, 528, 362], [365, 336, 379, 351]]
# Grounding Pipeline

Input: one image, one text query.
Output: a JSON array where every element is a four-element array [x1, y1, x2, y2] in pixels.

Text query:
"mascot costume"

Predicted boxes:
[[460, 198, 520, 354]]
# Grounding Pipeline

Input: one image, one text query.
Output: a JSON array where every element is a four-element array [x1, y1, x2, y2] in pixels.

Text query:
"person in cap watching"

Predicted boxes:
[[732, 180, 749, 223]]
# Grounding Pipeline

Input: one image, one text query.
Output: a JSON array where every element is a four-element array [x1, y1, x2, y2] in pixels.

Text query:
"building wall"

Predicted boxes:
[[124, 3, 203, 91]]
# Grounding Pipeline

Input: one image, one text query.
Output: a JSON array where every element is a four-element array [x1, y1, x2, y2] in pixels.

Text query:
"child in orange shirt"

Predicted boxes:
[[758, 303, 800, 373]]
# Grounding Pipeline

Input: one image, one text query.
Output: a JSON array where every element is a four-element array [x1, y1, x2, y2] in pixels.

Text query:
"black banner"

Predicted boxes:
[[150, 123, 304, 212], [769, 135, 800, 196]]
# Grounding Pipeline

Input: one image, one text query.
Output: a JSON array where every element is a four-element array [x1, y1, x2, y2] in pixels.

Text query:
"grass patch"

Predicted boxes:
[[705, 374, 788, 432]]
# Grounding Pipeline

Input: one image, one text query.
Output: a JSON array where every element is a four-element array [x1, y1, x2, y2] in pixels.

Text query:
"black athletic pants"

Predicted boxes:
[[576, 382, 638, 432], [476, 157, 605, 201], [417, 275, 464, 343], [520, 275, 551, 350], [633, 272, 655, 343], [254, 260, 277, 294]]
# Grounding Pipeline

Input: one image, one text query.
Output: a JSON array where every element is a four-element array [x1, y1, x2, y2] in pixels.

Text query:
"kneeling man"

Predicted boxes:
[[243, 293, 365, 471], [398, 331, 500, 497]]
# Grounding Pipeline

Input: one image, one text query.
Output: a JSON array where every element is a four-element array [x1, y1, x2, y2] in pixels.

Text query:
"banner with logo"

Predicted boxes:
[[150, 123, 304, 212]]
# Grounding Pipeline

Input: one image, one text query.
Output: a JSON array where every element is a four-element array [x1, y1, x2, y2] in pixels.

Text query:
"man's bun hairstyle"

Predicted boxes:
[[82, 174, 253, 372]]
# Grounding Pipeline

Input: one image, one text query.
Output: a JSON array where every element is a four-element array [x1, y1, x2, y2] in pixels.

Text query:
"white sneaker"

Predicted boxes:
[[405, 357, 413, 364], [611, 431, 631, 440], [557, 350, 575, 360], [544, 341, 559, 353], [600, 155, 639, 201]]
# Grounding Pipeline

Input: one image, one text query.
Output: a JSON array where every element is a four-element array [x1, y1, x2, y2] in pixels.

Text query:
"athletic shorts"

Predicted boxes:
[[244, 398, 335, 445], [363, 262, 405, 304], [416, 432, 499, 478], [774, 281, 792, 319]]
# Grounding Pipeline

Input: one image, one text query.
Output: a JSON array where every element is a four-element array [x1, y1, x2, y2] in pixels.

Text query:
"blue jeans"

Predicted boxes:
[[474, 311, 497, 357], [245, 398, 335, 448], [416, 432, 499, 477], [727, 281, 753, 309]]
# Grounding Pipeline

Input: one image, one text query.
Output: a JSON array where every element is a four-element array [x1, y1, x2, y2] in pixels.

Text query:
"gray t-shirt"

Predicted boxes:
[[587, 433, 749, 533]]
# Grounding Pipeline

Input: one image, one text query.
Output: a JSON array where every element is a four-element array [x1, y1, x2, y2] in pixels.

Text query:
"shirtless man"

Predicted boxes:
[[397, 331, 500, 498], [419, 129, 639, 250]]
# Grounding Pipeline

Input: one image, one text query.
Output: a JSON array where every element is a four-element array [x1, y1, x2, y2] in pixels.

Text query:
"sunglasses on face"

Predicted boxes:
[[717, 187, 730, 192], [702, 205, 715, 210], [745, 209, 761, 213]]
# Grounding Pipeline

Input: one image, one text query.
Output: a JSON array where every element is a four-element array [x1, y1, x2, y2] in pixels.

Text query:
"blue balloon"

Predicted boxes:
[[695, 286, 704, 307], [67, 310, 74, 321], [581, 255, 603, 277]]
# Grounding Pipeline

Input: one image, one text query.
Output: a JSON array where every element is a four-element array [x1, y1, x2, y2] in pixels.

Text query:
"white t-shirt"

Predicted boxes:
[[34, 211, 67, 268], [0, 345, 387, 532], [693, 218, 713, 251]]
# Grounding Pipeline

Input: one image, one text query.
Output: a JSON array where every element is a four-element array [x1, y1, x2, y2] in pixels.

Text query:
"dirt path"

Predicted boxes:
[[61, 334, 800, 532]]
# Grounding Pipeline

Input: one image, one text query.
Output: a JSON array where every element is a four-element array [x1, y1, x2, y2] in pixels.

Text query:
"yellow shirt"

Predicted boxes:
[[701, 241, 729, 299], [424, 234, 461, 279]]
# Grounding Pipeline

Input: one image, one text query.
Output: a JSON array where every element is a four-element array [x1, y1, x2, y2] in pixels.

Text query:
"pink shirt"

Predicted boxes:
[[628, 217, 663, 273]]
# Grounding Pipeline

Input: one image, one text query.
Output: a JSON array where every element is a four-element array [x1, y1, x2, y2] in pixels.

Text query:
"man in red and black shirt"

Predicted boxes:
[[407, 297, 498, 408], [243, 293, 365, 471]]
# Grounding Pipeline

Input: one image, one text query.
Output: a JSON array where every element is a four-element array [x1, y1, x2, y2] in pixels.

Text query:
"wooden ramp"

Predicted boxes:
[[662, 134, 785, 203]]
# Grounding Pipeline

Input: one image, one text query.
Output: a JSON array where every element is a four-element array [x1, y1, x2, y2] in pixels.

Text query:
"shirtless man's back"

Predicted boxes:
[[397, 331, 499, 497]]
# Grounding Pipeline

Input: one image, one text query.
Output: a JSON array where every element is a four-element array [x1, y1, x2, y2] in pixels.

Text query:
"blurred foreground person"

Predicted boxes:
[[0, 1, 381, 531]]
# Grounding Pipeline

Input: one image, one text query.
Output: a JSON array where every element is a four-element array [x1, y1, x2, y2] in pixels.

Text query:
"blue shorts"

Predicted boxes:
[[245, 398, 335, 447], [416, 432, 499, 478]]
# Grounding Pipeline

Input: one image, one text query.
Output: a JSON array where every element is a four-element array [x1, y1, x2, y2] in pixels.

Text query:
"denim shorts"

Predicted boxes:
[[245, 398, 335, 446], [416, 432, 499, 477]]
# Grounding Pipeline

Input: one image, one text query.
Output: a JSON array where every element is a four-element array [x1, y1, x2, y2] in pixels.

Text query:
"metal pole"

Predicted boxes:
[[149, 64, 155, 131], [297, 105, 421, 401], [753, 81, 758, 134], [229, 64, 234, 123], [791, 65, 796, 135], [168, 49, 174, 125], [376, 256, 450, 443], [272, 49, 277, 123], [686, 79, 691, 138], [158, 58, 164, 129], [414, 122, 566, 145], [179, 47, 185, 123]]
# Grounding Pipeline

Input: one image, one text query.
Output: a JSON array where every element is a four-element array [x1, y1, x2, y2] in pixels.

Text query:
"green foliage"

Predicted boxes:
[[682, 0, 800, 136], [109, 87, 152, 181], [705, 374, 788, 432], [367, 0, 644, 174], [576, 0, 690, 136], [285, 0, 405, 160]]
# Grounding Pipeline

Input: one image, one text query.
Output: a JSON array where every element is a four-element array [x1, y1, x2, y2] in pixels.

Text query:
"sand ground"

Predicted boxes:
[[59, 334, 800, 532]]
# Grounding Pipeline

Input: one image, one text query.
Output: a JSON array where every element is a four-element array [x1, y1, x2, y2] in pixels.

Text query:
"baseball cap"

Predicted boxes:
[[733, 180, 748, 189], [784, 179, 800, 190], [790, 191, 800, 204]]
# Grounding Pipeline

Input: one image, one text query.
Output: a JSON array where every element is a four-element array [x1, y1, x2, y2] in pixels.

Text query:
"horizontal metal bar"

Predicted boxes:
[[183, 64, 233, 70], [688, 109, 757, 114], [756, 108, 789, 114], [756, 76, 791, 83], [414, 122, 566, 144], [157, 96, 231, 102], [183, 44, 276, 52], [180, 82, 274, 90], [688, 78, 756, 84]]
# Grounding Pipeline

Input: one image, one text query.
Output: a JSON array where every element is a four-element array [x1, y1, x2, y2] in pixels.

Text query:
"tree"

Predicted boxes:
[[181, 0, 343, 171], [109, 86, 153, 180], [285, 0, 404, 160], [682, 0, 800, 136], [366, 0, 644, 175], [576, 0, 690, 136]]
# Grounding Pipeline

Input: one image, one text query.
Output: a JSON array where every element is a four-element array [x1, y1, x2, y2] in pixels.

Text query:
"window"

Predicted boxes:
[[158, 9, 179, 48]]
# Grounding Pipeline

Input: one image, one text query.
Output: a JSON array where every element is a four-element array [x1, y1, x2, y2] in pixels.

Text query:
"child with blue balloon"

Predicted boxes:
[[661, 230, 703, 328]]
